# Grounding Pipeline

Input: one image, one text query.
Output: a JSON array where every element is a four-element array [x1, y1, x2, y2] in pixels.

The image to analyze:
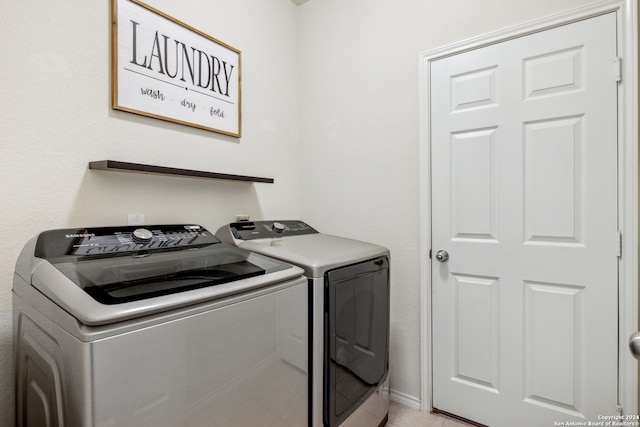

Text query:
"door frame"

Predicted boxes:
[[418, 0, 638, 416]]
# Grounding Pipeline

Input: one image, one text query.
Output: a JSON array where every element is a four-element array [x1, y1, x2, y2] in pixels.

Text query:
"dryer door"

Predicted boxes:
[[325, 257, 389, 427]]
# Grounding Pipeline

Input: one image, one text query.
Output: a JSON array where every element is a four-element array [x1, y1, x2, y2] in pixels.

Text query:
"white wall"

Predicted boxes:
[[0, 0, 601, 424], [297, 0, 595, 406], [0, 0, 300, 424]]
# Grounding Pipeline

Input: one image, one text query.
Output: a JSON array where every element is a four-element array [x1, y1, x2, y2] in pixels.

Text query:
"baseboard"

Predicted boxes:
[[389, 389, 421, 410]]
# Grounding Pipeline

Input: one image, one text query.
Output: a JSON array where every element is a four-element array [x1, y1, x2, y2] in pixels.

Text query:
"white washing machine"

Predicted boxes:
[[216, 220, 390, 427], [13, 224, 308, 427]]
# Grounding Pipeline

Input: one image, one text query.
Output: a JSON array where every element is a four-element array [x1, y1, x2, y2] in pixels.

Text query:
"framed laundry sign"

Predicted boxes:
[[111, 0, 241, 137]]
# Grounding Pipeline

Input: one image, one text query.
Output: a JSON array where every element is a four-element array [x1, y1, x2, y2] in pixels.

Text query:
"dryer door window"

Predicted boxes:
[[324, 257, 389, 427]]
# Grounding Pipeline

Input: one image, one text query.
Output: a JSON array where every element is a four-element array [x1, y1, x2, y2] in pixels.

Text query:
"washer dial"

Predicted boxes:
[[132, 228, 153, 243]]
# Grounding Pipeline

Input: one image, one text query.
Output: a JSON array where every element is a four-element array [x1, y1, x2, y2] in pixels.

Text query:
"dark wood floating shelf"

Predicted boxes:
[[88, 160, 274, 184]]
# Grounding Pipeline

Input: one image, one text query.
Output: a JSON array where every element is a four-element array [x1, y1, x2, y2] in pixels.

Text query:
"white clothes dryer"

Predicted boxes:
[[216, 220, 390, 427]]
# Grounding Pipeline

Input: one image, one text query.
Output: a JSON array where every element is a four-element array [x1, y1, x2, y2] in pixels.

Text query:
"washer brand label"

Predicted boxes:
[[66, 233, 96, 238]]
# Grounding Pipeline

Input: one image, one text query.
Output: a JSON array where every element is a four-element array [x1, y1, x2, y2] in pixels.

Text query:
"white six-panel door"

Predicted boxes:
[[431, 12, 619, 426]]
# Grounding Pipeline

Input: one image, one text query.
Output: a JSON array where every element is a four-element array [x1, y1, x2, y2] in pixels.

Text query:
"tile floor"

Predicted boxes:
[[387, 402, 472, 427]]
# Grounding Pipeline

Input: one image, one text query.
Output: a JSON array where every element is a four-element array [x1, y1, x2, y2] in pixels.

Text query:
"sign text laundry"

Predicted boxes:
[[129, 21, 235, 98]]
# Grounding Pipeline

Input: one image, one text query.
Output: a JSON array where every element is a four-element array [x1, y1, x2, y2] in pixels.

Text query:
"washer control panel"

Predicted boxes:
[[35, 224, 218, 259], [229, 220, 318, 240]]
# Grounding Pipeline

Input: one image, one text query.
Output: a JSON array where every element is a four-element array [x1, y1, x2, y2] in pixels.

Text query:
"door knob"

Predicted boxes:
[[435, 250, 449, 262], [629, 332, 640, 360]]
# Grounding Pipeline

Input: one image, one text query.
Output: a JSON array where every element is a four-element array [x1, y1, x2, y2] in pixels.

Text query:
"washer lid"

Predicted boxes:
[[17, 225, 304, 325], [51, 244, 269, 305]]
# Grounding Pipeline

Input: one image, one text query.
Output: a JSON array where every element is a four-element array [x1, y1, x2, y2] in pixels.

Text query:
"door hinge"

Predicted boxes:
[[616, 231, 623, 258], [614, 57, 622, 83], [429, 249, 432, 259]]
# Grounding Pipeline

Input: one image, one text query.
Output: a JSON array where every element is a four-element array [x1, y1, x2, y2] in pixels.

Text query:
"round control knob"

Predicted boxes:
[[271, 222, 285, 233], [132, 228, 153, 243]]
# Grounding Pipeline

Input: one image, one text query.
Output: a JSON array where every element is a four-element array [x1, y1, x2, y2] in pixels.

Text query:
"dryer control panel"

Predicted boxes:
[[228, 220, 318, 240]]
